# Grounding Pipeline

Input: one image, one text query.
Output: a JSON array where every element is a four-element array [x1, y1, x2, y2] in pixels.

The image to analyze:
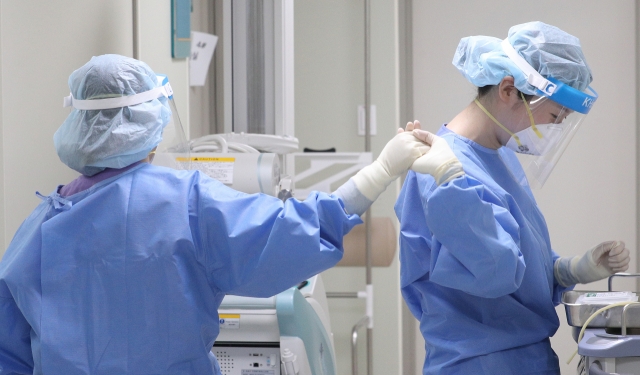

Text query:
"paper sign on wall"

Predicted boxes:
[[190, 31, 218, 86]]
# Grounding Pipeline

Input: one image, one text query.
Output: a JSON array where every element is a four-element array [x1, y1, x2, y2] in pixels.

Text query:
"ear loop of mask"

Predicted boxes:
[[474, 99, 522, 146], [474, 92, 543, 147], [520, 92, 543, 139]]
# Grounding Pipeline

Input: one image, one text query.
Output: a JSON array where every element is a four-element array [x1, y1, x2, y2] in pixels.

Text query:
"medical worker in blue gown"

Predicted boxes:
[[0, 54, 437, 375], [395, 22, 632, 374]]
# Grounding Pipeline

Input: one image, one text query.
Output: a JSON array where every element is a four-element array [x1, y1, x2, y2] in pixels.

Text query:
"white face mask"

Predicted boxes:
[[504, 123, 563, 155], [474, 93, 562, 156]]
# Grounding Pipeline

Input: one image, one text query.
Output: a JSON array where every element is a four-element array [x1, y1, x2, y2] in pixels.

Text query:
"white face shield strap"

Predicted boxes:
[[63, 82, 174, 110], [501, 39, 558, 96], [501, 39, 598, 114]]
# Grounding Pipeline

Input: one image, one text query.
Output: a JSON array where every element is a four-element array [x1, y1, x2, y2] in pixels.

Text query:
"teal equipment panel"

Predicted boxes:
[[171, 0, 191, 58], [276, 288, 336, 375]]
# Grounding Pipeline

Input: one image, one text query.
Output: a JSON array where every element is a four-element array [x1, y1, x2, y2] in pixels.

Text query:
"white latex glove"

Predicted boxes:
[[554, 241, 631, 286], [351, 122, 430, 201], [410, 128, 465, 185]]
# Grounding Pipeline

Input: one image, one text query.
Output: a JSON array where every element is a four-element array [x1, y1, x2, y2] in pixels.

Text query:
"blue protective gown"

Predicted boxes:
[[395, 125, 572, 375], [0, 163, 361, 375]]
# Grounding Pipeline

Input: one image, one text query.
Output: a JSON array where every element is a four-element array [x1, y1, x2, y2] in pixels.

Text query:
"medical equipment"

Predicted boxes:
[[154, 133, 298, 196], [154, 151, 282, 196], [215, 275, 336, 375], [190, 133, 299, 154], [563, 274, 640, 375]]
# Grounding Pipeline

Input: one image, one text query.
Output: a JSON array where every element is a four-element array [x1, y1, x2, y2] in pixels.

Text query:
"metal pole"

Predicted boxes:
[[607, 273, 640, 291], [132, 0, 139, 59], [326, 292, 360, 298], [636, 0, 640, 293], [399, 1, 416, 374], [351, 316, 369, 375], [364, 1, 373, 375], [364, 2, 371, 153]]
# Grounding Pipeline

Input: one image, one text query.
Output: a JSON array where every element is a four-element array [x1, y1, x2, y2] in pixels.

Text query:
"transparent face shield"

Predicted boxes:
[[63, 74, 190, 170], [500, 39, 598, 188], [513, 85, 596, 188], [152, 75, 191, 169]]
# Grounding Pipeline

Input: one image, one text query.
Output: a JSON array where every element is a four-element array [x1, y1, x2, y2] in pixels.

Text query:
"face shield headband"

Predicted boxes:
[[500, 39, 598, 113], [63, 75, 174, 110], [62, 74, 190, 170]]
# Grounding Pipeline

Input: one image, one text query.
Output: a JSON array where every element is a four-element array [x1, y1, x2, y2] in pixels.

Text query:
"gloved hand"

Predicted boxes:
[[350, 122, 430, 201], [554, 241, 631, 287], [410, 125, 465, 185]]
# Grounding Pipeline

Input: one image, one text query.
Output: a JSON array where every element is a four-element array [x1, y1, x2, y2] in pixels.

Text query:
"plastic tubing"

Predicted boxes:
[[566, 301, 640, 364]]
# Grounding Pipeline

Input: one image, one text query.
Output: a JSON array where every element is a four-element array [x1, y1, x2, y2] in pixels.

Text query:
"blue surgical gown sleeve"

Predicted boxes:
[[0, 201, 48, 375], [409, 173, 526, 299], [190, 172, 361, 297], [0, 294, 33, 374], [550, 250, 574, 305], [332, 179, 374, 216]]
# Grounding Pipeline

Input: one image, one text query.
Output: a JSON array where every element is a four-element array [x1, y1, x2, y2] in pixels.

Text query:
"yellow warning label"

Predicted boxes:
[[175, 157, 236, 162], [219, 314, 240, 329], [219, 314, 240, 319]]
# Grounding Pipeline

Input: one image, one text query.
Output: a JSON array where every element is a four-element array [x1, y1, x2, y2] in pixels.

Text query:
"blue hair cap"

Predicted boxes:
[[452, 21, 593, 94], [54, 54, 171, 176]]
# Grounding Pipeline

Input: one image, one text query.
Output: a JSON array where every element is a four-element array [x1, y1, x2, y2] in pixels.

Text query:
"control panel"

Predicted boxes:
[[213, 342, 281, 375]]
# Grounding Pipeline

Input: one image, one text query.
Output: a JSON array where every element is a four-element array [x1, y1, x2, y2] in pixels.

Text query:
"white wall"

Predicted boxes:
[[0, 5, 4, 258], [189, 0, 216, 139], [295, 1, 404, 374], [0, 1, 190, 255], [0, 1, 132, 253], [412, 1, 636, 374], [138, 0, 191, 140]]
